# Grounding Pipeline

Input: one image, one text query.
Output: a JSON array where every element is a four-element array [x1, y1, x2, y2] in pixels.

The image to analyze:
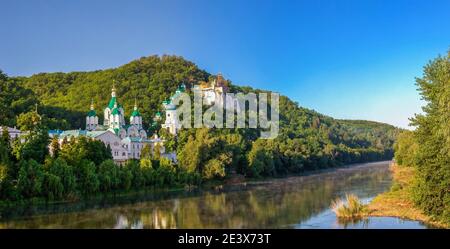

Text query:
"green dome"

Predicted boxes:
[[111, 107, 120, 115], [177, 84, 186, 93], [131, 109, 141, 117], [108, 97, 117, 109], [87, 110, 97, 117]]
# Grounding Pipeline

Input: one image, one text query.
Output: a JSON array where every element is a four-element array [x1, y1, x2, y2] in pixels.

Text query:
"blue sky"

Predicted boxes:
[[1, 0, 449, 128]]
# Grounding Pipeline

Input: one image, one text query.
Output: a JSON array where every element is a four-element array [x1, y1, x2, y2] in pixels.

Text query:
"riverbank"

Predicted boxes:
[[0, 160, 394, 228], [0, 160, 391, 219], [366, 162, 448, 228], [0, 160, 391, 209]]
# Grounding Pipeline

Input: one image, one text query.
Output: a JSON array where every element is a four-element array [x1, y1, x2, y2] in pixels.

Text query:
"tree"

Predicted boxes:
[[159, 128, 176, 152], [126, 160, 145, 189], [15, 127, 49, 164], [140, 156, 154, 186], [0, 127, 13, 182], [155, 157, 176, 186], [247, 139, 275, 177], [153, 143, 162, 160], [47, 157, 77, 196], [140, 144, 153, 159], [393, 131, 418, 167], [0, 72, 38, 127], [59, 136, 112, 166], [16, 111, 42, 132], [98, 160, 120, 192], [409, 51, 450, 223], [17, 159, 44, 198], [41, 172, 64, 200], [50, 136, 60, 158], [202, 158, 226, 180], [74, 159, 99, 195]]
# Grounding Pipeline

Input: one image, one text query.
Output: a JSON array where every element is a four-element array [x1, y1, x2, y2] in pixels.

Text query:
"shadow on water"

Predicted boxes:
[[0, 161, 432, 228]]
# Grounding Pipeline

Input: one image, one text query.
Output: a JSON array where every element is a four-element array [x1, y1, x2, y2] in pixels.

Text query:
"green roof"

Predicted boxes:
[[131, 109, 141, 117], [87, 110, 97, 117], [108, 97, 117, 109], [86, 131, 108, 138], [177, 84, 186, 93], [111, 108, 120, 115], [155, 112, 161, 117]]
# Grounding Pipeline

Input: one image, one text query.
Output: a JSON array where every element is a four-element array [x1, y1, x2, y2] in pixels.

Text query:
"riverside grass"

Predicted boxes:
[[331, 194, 367, 219], [366, 163, 448, 228]]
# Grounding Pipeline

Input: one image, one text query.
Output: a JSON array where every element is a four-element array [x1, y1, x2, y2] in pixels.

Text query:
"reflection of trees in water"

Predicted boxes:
[[0, 164, 391, 228], [336, 217, 370, 229]]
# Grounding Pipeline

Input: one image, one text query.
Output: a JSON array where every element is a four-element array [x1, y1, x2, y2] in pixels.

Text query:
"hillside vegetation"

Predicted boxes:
[[0, 55, 400, 203]]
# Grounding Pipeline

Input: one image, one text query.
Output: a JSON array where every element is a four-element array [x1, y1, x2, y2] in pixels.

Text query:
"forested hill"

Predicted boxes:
[[0, 55, 401, 172], [2, 55, 210, 129]]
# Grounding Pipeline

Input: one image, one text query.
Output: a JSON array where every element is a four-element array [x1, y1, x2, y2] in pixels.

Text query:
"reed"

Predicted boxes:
[[331, 194, 367, 219]]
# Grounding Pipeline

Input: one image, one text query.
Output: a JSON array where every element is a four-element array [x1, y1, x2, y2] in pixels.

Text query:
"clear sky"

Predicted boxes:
[[1, 0, 449, 129]]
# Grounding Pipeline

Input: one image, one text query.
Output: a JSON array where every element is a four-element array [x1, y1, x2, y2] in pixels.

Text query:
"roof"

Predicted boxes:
[[87, 110, 97, 117], [0, 126, 22, 133], [86, 130, 109, 138], [57, 129, 112, 139], [111, 107, 120, 115], [176, 84, 186, 93], [58, 130, 86, 139], [131, 109, 141, 117], [122, 137, 152, 143], [108, 97, 117, 109]]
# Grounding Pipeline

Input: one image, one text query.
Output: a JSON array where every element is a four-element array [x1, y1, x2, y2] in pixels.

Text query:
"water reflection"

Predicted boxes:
[[0, 161, 428, 229]]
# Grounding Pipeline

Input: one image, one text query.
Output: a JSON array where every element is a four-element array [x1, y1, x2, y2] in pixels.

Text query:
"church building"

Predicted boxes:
[[51, 83, 164, 164]]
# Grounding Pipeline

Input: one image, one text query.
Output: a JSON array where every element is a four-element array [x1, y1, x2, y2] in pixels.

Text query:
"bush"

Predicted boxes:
[[331, 194, 367, 219]]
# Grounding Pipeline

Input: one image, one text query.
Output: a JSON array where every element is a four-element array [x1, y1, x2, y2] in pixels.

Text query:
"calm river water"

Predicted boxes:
[[0, 161, 432, 228]]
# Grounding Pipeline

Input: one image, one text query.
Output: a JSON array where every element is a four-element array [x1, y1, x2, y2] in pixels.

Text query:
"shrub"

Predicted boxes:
[[331, 194, 367, 219]]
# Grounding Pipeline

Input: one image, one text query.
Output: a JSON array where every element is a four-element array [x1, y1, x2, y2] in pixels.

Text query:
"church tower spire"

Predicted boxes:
[[86, 99, 98, 131], [130, 97, 143, 131], [111, 80, 117, 98]]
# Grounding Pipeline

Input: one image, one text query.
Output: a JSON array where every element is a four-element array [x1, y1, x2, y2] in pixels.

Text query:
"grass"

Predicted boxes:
[[331, 193, 367, 219], [366, 162, 448, 228]]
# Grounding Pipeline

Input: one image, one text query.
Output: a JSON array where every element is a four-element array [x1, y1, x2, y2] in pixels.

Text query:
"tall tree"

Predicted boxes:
[[410, 51, 450, 223]]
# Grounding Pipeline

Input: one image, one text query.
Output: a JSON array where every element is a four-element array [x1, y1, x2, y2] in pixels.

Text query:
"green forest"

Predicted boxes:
[[393, 51, 450, 225], [0, 55, 400, 204]]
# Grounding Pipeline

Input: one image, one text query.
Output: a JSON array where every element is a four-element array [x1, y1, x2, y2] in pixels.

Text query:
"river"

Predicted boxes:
[[0, 161, 432, 228]]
